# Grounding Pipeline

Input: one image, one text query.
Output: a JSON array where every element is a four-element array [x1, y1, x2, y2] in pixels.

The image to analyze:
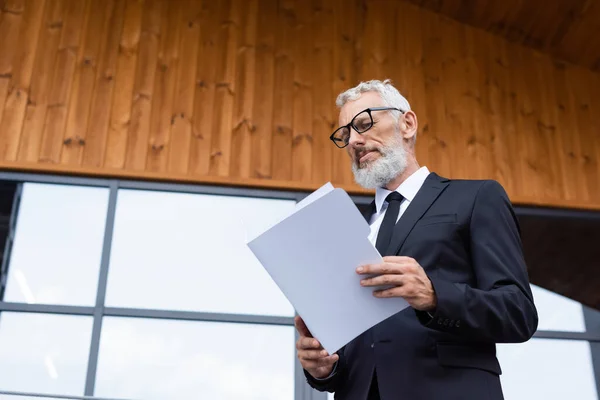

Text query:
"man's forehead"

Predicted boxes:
[[338, 91, 385, 125]]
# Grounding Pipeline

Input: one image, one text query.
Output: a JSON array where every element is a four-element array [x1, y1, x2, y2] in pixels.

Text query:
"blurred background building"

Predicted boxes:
[[0, 0, 599, 399]]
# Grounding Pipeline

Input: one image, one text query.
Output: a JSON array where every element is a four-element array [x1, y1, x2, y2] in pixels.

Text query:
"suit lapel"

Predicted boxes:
[[385, 173, 450, 255]]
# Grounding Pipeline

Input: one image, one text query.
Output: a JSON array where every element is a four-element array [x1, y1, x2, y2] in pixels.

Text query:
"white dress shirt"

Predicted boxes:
[[367, 166, 431, 246]]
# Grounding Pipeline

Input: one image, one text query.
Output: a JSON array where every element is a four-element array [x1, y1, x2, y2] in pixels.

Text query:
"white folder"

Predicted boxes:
[[247, 183, 409, 354]]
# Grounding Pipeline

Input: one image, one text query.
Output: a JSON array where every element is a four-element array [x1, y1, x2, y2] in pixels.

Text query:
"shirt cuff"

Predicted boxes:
[[312, 360, 338, 380]]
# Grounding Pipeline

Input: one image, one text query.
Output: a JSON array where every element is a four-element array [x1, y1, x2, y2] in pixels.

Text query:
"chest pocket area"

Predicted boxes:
[[402, 213, 462, 271], [414, 213, 457, 227]]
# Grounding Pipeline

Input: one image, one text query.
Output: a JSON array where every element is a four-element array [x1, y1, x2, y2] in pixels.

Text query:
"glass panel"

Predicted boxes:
[[0, 312, 93, 396], [497, 338, 598, 400], [531, 284, 586, 332], [3, 183, 109, 305], [0, 395, 90, 400], [105, 189, 295, 316], [94, 317, 295, 400]]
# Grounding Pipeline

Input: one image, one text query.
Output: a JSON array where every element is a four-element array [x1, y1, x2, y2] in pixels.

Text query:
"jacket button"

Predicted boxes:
[[371, 343, 375, 348]]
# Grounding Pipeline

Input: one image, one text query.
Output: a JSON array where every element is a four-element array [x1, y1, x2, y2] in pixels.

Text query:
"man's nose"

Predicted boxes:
[[348, 129, 365, 148]]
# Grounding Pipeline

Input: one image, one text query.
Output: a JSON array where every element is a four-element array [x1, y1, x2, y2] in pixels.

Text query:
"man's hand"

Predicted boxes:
[[357, 256, 437, 311], [294, 316, 339, 379]]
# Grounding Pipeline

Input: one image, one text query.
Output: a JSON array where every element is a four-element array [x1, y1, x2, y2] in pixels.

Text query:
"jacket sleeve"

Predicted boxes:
[[416, 180, 538, 343], [303, 347, 347, 393]]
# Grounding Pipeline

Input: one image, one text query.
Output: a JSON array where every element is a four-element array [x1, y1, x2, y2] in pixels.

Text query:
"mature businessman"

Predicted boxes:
[[295, 79, 538, 400]]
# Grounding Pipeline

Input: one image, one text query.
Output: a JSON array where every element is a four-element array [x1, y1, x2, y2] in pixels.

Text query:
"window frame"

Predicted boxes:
[[0, 171, 598, 400]]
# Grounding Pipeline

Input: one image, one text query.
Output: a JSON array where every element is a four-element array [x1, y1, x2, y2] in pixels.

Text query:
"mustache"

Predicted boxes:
[[354, 145, 380, 157]]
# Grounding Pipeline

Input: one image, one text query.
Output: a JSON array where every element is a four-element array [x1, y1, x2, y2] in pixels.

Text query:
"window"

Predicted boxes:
[[94, 317, 295, 400], [3, 183, 109, 306], [104, 189, 295, 316], [531, 284, 586, 332], [0, 312, 93, 396], [498, 338, 599, 400], [0, 173, 598, 400]]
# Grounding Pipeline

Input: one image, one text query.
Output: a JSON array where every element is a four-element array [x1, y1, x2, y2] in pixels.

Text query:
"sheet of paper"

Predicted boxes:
[[247, 185, 409, 354]]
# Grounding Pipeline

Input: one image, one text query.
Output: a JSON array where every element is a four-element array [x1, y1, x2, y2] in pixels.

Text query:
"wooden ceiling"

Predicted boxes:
[[403, 0, 600, 71]]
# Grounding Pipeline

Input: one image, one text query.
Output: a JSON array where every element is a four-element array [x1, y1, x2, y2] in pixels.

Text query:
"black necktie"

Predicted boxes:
[[375, 192, 404, 255]]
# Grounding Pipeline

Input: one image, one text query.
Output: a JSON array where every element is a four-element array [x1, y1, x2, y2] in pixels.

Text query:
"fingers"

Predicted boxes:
[[296, 336, 321, 350], [300, 353, 339, 370], [294, 316, 313, 338], [298, 348, 330, 362], [360, 274, 404, 287], [373, 283, 418, 298], [295, 334, 339, 372], [356, 262, 403, 275], [357, 257, 420, 275]]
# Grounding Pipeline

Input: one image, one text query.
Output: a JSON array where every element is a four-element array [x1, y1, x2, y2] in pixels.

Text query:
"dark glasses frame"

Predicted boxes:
[[329, 107, 405, 148]]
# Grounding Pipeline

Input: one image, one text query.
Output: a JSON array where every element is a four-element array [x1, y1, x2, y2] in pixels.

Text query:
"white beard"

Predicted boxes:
[[351, 136, 408, 189]]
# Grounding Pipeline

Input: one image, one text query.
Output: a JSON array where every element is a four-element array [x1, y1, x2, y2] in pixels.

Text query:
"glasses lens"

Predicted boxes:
[[352, 110, 373, 133], [331, 126, 350, 148]]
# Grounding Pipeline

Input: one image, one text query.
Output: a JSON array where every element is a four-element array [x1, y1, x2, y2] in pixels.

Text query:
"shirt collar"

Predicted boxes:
[[375, 166, 431, 214]]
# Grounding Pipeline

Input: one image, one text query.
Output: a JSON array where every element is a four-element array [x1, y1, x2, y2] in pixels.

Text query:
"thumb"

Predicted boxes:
[[294, 316, 313, 338]]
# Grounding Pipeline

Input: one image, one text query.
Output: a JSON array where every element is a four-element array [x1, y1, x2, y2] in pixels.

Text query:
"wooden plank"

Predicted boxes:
[[17, 0, 62, 162], [550, 61, 587, 201], [38, 0, 88, 164], [188, 0, 220, 176], [532, 52, 566, 200], [439, 19, 469, 180], [123, 0, 161, 171], [360, 0, 392, 80], [590, 72, 600, 200], [81, 0, 126, 167], [397, 2, 431, 171], [0, 0, 25, 159], [310, 0, 333, 185], [484, 33, 517, 195], [229, 0, 257, 179], [331, 0, 359, 187], [208, 0, 238, 177], [290, 0, 312, 182], [104, 0, 143, 169], [145, 0, 182, 172], [165, 0, 201, 174], [463, 25, 493, 180], [421, 12, 452, 178], [0, 0, 24, 75], [565, 65, 599, 203], [270, 0, 294, 181], [0, 0, 46, 162], [61, 0, 111, 165], [249, 0, 276, 179], [509, 45, 543, 199]]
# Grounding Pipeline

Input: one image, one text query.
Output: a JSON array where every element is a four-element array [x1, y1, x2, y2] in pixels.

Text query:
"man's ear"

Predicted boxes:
[[401, 111, 418, 140]]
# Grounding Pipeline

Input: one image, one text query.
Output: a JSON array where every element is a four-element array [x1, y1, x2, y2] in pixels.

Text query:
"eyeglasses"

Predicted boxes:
[[329, 107, 405, 148]]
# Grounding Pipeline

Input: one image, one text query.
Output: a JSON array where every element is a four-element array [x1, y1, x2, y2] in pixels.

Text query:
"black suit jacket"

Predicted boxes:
[[305, 172, 538, 400]]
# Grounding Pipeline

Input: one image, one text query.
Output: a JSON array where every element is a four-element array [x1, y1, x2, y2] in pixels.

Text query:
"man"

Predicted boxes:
[[295, 79, 538, 400]]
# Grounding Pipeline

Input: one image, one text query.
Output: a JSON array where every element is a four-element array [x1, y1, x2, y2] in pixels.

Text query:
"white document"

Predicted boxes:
[[247, 183, 409, 354]]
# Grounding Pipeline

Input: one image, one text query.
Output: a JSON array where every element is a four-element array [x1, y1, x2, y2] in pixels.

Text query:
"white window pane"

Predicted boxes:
[[94, 317, 295, 400], [0, 396, 82, 400], [105, 190, 295, 316], [498, 338, 598, 400], [4, 183, 109, 306], [531, 284, 586, 332], [0, 312, 93, 396]]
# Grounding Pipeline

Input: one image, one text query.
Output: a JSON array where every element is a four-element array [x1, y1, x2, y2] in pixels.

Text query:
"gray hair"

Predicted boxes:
[[335, 79, 411, 121]]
